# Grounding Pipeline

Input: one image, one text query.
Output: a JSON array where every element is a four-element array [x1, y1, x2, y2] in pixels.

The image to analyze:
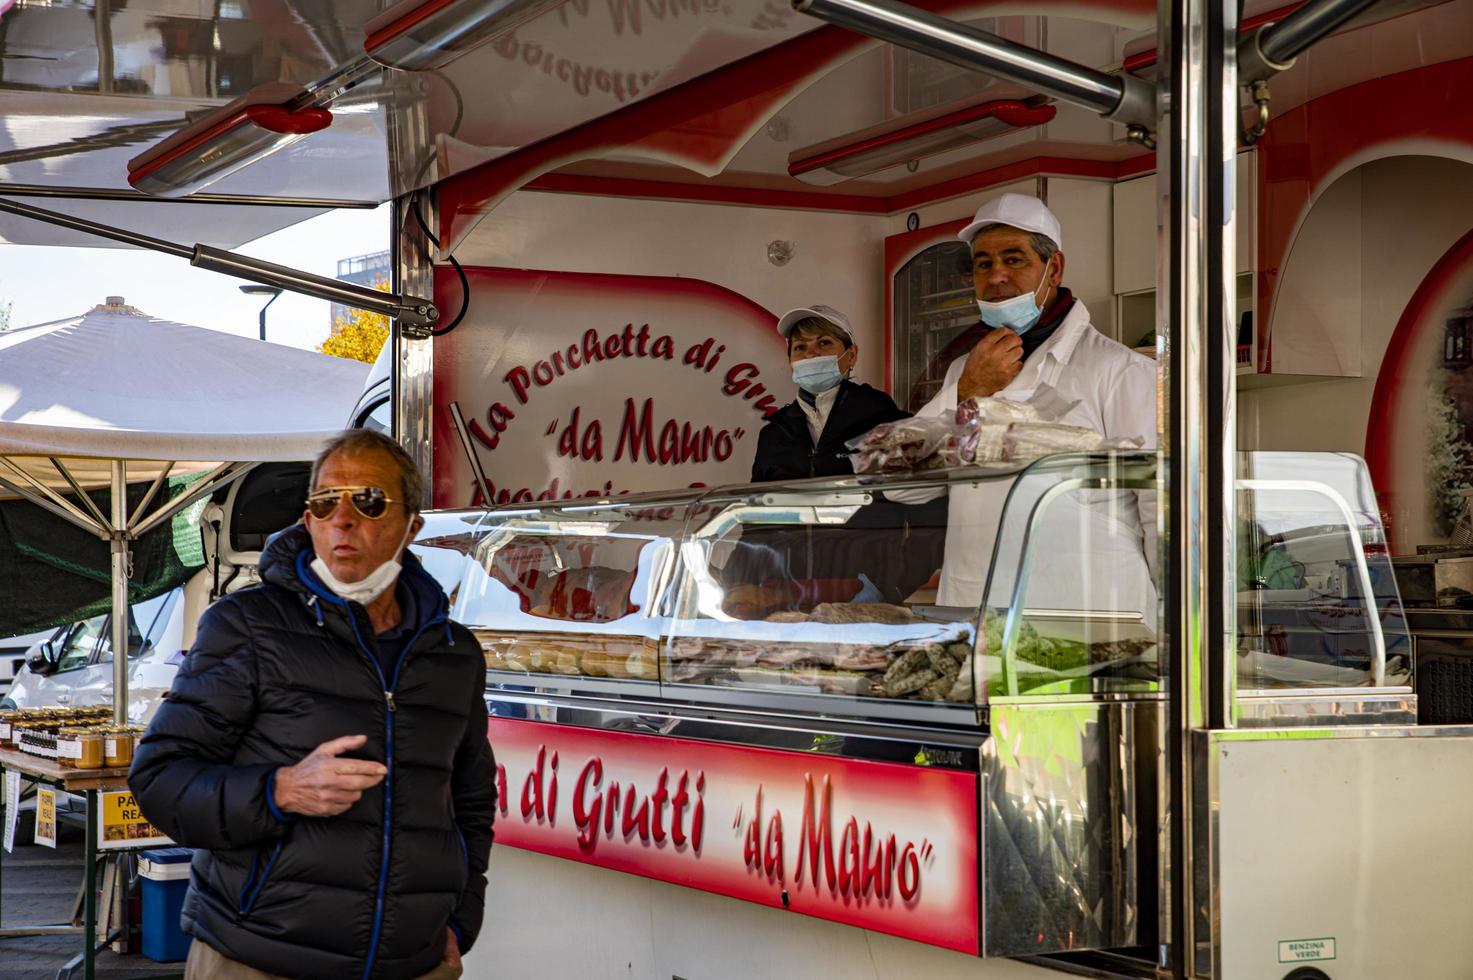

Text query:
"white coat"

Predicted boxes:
[[912, 300, 1159, 623]]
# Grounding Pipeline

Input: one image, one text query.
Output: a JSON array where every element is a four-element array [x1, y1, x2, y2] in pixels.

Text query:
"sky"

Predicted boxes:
[[0, 203, 392, 352]]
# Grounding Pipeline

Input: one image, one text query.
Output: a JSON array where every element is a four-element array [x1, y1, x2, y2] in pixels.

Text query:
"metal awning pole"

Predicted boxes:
[[0, 456, 109, 535], [128, 461, 253, 537], [792, 0, 1156, 128], [110, 460, 129, 727], [1239, 0, 1385, 81], [1162, 0, 1238, 968], [0, 196, 441, 331]]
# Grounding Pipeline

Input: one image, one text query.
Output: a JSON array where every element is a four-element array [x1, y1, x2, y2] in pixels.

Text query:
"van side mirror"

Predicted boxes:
[[25, 649, 55, 676]]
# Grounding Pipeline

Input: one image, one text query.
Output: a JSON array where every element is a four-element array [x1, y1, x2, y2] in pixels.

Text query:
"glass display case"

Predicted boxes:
[[424, 455, 1167, 721], [1234, 452, 1414, 724], [414, 450, 1410, 726]]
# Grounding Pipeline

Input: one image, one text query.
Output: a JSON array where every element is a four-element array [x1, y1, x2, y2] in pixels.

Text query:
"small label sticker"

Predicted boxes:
[[1278, 937, 1336, 963]]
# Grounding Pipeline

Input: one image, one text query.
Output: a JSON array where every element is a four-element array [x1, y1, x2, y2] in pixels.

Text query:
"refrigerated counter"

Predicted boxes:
[[413, 450, 1410, 962]]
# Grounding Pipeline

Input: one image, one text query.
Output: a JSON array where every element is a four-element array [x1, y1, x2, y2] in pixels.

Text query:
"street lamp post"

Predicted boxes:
[[239, 284, 283, 341]]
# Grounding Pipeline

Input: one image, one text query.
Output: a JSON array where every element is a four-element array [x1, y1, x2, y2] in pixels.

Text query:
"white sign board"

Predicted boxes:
[[1279, 938, 1337, 963], [432, 267, 793, 508], [3, 770, 18, 853]]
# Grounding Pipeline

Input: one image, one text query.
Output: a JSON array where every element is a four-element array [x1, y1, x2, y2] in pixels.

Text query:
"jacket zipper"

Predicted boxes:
[[299, 552, 447, 980], [346, 601, 445, 980], [236, 840, 284, 918]]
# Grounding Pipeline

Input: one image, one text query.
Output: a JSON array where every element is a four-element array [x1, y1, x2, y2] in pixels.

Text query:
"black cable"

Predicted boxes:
[[412, 193, 469, 337], [427, 68, 466, 143]]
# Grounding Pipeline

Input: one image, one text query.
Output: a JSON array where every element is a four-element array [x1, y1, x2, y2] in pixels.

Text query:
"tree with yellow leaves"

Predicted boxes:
[[319, 279, 390, 363]]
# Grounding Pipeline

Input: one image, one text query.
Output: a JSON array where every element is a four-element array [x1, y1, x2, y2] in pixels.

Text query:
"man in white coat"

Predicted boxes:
[[913, 193, 1158, 624]]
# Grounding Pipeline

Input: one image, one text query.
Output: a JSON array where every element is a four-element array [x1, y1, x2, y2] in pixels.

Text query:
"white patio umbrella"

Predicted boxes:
[[0, 297, 371, 723]]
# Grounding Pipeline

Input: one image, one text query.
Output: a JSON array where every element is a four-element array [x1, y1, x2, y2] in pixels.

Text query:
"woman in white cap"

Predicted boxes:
[[750, 304, 907, 482], [724, 305, 929, 611]]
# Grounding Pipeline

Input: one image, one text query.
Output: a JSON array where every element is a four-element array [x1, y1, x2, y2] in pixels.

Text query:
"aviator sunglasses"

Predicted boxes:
[[305, 485, 402, 521]]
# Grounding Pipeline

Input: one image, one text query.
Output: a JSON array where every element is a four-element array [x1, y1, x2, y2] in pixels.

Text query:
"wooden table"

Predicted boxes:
[[0, 747, 132, 791], [0, 746, 138, 980]]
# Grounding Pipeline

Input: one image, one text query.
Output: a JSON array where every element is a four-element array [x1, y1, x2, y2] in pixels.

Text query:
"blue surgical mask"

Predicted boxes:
[[976, 261, 1052, 333], [791, 355, 844, 395]]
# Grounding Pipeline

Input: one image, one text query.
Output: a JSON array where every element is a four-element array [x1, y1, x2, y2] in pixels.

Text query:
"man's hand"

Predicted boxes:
[[272, 735, 386, 818], [442, 927, 463, 974], [957, 328, 1023, 401]]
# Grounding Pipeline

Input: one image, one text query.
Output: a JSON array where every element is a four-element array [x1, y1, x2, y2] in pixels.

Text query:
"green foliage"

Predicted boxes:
[[319, 279, 389, 364], [1426, 371, 1473, 535]]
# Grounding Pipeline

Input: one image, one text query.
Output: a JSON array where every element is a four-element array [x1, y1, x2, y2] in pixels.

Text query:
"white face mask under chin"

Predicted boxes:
[[311, 523, 415, 605]]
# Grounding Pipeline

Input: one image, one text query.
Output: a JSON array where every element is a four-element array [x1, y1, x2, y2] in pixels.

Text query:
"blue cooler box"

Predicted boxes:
[[138, 848, 193, 962]]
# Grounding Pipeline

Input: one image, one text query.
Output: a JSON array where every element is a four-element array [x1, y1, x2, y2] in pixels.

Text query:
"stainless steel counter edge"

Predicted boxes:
[[485, 687, 990, 770], [1210, 722, 1473, 742]]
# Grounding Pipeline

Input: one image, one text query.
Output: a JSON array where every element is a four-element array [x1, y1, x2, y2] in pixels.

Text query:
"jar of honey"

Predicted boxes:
[[0, 710, 16, 750], [103, 728, 134, 769], [75, 730, 106, 771], [56, 727, 82, 768]]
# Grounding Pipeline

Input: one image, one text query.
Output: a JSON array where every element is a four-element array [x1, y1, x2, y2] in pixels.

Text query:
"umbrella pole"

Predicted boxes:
[[110, 460, 129, 727]]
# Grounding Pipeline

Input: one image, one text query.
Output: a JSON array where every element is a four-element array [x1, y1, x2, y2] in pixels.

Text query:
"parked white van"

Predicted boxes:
[[1, 589, 185, 722], [0, 628, 56, 698]]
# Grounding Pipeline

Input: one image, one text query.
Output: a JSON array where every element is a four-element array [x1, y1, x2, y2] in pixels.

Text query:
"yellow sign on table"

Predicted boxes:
[[34, 787, 57, 848], [98, 790, 170, 850]]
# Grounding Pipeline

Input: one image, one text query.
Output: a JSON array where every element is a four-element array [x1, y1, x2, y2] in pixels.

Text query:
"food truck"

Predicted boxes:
[[5, 0, 1473, 975], [353, 0, 1473, 975]]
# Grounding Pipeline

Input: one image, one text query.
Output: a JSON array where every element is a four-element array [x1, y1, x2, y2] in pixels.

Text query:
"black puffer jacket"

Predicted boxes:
[[130, 524, 496, 980], [750, 380, 908, 482]]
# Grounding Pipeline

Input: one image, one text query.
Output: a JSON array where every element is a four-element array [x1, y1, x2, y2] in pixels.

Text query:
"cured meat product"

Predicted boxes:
[[924, 643, 957, 674], [1003, 422, 1108, 460], [882, 647, 931, 687], [830, 646, 891, 671], [581, 647, 660, 680], [919, 675, 954, 701], [624, 650, 659, 680], [722, 583, 795, 620], [666, 637, 708, 661], [955, 395, 1040, 427], [670, 662, 729, 684], [885, 668, 937, 697], [961, 423, 1010, 463], [796, 668, 876, 696], [730, 664, 873, 695], [946, 657, 975, 702], [846, 417, 962, 474], [755, 645, 826, 669], [809, 602, 918, 625]]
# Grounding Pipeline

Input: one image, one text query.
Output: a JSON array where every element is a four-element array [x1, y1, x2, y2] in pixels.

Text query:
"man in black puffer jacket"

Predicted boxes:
[[131, 430, 495, 980]]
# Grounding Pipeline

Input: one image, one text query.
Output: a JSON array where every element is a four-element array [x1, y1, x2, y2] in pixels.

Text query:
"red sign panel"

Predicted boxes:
[[488, 717, 980, 954], [431, 266, 792, 509]]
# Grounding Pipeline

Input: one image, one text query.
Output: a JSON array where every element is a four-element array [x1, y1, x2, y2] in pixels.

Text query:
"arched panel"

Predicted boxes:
[[1366, 227, 1473, 553]]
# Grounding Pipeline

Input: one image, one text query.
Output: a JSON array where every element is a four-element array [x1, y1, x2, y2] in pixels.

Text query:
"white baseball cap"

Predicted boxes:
[[776, 304, 854, 343], [957, 192, 1062, 253]]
